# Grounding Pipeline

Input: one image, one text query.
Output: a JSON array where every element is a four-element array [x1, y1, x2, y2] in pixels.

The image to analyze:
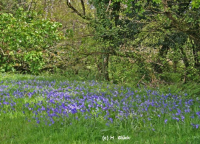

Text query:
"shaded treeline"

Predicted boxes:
[[0, 0, 200, 86]]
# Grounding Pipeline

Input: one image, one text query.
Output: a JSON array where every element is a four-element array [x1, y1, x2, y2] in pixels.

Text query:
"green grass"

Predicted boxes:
[[0, 73, 200, 144]]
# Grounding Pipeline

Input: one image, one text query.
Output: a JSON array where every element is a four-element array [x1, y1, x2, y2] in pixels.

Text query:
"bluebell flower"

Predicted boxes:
[[196, 112, 200, 116], [191, 123, 199, 129], [191, 115, 194, 119], [181, 115, 185, 121], [108, 118, 113, 123], [165, 119, 168, 124], [3, 101, 9, 105]]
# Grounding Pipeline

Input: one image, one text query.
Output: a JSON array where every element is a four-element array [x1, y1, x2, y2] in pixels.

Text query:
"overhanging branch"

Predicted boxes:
[[66, 0, 90, 20], [80, 0, 86, 16]]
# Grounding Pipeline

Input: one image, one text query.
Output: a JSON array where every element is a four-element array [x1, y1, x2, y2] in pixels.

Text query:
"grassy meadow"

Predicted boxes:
[[0, 73, 200, 144]]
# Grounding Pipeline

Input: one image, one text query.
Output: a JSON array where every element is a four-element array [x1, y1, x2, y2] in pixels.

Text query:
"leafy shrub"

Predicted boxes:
[[0, 8, 63, 74]]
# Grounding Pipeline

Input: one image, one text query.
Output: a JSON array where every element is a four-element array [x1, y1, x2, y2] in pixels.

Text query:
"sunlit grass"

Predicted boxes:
[[0, 73, 200, 144]]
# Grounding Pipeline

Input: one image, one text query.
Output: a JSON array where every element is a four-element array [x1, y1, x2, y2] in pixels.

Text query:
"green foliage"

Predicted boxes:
[[23, 51, 45, 74], [1, 0, 200, 85], [0, 8, 63, 74], [109, 56, 139, 84], [182, 83, 200, 99], [186, 66, 200, 82], [191, 0, 200, 8], [0, 8, 63, 51], [61, 0, 200, 85], [159, 73, 182, 83], [152, 0, 200, 8], [108, 56, 153, 85]]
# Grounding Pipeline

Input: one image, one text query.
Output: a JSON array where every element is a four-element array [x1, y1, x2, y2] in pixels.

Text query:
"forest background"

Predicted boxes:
[[0, 0, 200, 88]]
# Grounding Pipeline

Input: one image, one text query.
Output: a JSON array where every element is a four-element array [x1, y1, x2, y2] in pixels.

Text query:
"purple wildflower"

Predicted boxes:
[[165, 119, 168, 124]]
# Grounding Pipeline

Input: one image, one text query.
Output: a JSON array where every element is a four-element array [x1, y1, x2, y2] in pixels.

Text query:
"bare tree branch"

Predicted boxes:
[[106, 0, 112, 12], [66, 0, 90, 20], [80, 0, 85, 15]]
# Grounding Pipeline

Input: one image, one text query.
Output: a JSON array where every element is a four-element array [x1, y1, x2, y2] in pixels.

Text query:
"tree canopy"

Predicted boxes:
[[0, 0, 200, 85]]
